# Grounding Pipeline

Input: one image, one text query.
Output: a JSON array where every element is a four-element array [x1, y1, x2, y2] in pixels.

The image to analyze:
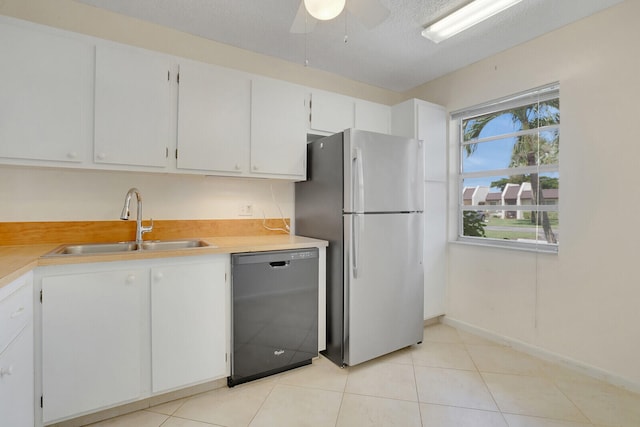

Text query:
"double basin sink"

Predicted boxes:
[[45, 239, 212, 257]]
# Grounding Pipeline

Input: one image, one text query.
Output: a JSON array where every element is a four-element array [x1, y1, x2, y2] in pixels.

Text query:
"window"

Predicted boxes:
[[453, 83, 559, 251]]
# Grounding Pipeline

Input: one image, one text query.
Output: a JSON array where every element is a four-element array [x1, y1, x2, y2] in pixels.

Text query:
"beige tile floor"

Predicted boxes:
[[88, 323, 640, 427]]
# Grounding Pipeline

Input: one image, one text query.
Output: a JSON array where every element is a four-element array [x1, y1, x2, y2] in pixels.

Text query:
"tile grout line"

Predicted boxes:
[[333, 386, 346, 427], [411, 354, 425, 427], [243, 380, 277, 427], [461, 333, 600, 426], [459, 330, 512, 427], [548, 379, 596, 426], [332, 362, 351, 427]]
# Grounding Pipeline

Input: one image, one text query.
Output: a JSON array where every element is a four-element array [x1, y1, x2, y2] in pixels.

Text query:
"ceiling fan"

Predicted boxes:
[[290, 0, 390, 33]]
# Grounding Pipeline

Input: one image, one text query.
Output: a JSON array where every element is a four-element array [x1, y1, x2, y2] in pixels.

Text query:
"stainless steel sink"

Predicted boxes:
[[140, 240, 210, 251], [49, 242, 138, 255], [45, 239, 212, 257]]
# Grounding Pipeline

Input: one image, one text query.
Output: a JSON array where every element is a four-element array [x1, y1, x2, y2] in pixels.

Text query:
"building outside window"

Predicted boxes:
[[453, 83, 560, 252]]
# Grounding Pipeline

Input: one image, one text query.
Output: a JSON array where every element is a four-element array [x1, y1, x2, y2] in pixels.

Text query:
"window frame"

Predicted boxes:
[[452, 83, 560, 253]]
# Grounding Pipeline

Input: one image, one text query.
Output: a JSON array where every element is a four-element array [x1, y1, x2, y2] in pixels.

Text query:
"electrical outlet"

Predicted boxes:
[[238, 203, 253, 217]]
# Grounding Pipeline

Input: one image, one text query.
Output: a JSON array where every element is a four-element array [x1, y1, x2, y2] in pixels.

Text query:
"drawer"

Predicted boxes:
[[0, 324, 35, 427], [0, 277, 33, 353]]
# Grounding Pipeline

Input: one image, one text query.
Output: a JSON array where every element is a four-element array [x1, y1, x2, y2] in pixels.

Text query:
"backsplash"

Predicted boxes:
[[0, 166, 293, 222], [0, 218, 289, 246]]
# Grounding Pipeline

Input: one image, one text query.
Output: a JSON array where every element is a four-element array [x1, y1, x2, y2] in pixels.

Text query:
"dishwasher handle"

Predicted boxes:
[[269, 260, 290, 269]]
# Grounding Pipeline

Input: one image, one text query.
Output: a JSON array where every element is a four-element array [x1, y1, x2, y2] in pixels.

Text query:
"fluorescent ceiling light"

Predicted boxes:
[[304, 0, 346, 21], [422, 0, 523, 43]]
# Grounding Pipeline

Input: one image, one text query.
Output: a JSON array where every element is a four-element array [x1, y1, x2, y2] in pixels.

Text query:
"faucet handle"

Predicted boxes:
[[141, 218, 154, 234]]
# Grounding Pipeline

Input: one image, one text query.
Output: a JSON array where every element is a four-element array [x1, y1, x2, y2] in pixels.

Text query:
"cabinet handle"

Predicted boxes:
[[0, 366, 13, 377], [154, 272, 164, 282], [252, 165, 258, 171], [10, 306, 24, 318], [235, 164, 241, 170], [97, 153, 107, 161], [67, 151, 78, 160], [125, 274, 136, 285]]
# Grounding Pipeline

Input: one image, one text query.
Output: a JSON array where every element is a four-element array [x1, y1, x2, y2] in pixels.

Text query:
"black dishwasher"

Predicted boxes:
[[228, 248, 319, 387]]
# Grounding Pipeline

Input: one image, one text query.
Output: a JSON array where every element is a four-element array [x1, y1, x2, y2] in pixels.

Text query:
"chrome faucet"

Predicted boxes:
[[120, 188, 153, 246]]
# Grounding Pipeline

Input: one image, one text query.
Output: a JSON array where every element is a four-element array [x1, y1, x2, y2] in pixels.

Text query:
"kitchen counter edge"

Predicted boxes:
[[0, 235, 328, 289]]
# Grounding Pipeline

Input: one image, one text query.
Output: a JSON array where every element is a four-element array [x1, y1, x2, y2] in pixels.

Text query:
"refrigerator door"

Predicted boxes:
[[343, 129, 424, 214], [344, 212, 424, 366]]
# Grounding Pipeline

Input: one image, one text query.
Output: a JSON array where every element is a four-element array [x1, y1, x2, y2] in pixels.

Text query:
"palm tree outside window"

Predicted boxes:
[[454, 83, 559, 251]]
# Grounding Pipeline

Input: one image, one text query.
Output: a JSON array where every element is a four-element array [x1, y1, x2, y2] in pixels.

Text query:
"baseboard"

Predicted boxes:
[[424, 315, 443, 327], [47, 378, 227, 427], [442, 316, 640, 394]]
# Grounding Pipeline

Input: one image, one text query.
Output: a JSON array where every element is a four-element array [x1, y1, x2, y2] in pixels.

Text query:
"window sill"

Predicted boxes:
[[451, 238, 558, 255]]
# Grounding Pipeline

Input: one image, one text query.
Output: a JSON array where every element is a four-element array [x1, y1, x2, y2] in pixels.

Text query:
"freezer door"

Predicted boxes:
[[343, 129, 424, 213], [344, 212, 424, 366]]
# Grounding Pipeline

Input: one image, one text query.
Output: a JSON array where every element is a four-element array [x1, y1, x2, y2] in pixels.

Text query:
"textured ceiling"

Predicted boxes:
[[74, 0, 623, 92]]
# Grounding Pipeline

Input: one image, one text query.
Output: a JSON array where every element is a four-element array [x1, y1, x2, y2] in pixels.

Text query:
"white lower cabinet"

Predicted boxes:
[[38, 254, 229, 425], [0, 324, 34, 427], [151, 258, 227, 393], [0, 271, 34, 427], [41, 268, 146, 424]]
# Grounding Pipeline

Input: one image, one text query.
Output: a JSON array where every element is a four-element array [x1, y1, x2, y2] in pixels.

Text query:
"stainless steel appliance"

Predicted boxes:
[[295, 129, 424, 367], [228, 248, 318, 387]]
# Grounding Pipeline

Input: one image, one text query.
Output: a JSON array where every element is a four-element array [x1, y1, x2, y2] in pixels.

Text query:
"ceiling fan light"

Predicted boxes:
[[304, 0, 346, 21], [422, 0, 523, 43]]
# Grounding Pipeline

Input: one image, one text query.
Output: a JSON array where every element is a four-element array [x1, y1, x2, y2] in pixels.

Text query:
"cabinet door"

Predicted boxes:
[[355, 100, 390, 134], [310, 90, 354, 133], [0, 271, 33, 353], [390, 99, 417, 139], [41, 269, 146, 423], [417, 102, 447, 182], [0, 324, 34, 427], [150, 257, 228, 393], [177, 60, 250, 174], [250, 79, 307, 178], [0, 272, 33, 427], [0, 21, 91, 163], [94, 43, 172, 168], [423, 181, 447, 319]]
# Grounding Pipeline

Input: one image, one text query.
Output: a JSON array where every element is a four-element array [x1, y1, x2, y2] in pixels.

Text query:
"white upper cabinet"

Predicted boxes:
[[176, 60, 251, 174], [310, 90, 355, 134], [355, 99, 390, 134], [251, 78, 307, 179], [417, 102, 447, 182], [1, 17, 396, 179], [391, 99, 447, 182], [94, 43, 173, 169], [310, 90, 391, 135], [0, 20, 91, 164]]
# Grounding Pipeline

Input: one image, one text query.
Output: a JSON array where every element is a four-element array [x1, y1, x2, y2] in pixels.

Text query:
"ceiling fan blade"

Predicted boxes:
[[346, 0, 390, 29], [290, 1, 318, 34]]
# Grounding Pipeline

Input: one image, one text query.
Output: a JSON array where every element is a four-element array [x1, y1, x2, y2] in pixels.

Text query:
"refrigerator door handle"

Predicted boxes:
[[352, 148, 365, 213], [351, 213, 364, 278]]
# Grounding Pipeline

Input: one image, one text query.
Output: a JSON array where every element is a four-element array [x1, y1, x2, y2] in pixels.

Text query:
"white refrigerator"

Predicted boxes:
[[295, 129, 424, 366]]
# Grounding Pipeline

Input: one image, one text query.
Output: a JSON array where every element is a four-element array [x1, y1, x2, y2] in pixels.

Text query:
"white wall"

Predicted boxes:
[[407, 0, 640, 388], [0, 166, 293, 222]]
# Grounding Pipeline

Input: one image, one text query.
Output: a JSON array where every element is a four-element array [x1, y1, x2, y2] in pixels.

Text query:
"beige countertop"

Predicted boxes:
[[0, 235, 328, 289]]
